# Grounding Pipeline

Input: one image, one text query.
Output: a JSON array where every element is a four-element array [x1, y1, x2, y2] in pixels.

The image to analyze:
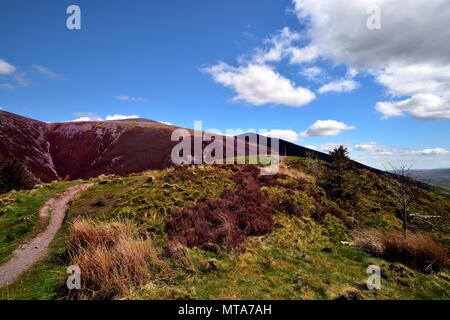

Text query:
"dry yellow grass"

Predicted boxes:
[[278, 162, 316, 183], [68, 218, 169, 299], [68, 219, 135, 252], [354, 229, 449, 272], [166, 240, 193, 270]]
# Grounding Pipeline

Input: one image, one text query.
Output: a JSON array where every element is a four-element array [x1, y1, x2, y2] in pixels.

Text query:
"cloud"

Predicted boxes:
[[32, 65, 63, 80], [158, 121, 172, 126], [301, 66, 324, 81], [71, 112, 103, 122], [374, 64, 450, 119], [245, 27, 320, 65], [305, 144, 318, 151], [105, 114, 139, 121], [261, 129, 300, 142], [115, 95, 147, 102], [318, 79, 359, 94], [0, 58, 30, 87], [354, 142, 449, 157], [306, 141, 450, 169], [305, 142, 352, 153], [14, 71, 29, 87], [71, 116, 103, 122], [0, 58, 15, 75], [204, 27, 325, 107], [292, 0, 450, 119], [414, 148, 449, 156], [354, 142, 393, 155], [202, 62, 316, 107], [375, 93, 450, 120], [292, 0, 450, 68], [238, 27, 322, 67], [288, 45, 320, 64], [247, 27, 301, 64], [70, 114, 139, 122], [0, 61, 62, 87], [301, 120, 355, 137]]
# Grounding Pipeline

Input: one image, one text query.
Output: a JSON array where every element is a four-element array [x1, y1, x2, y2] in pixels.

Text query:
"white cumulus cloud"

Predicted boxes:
[[304, 143, 352, 153], [301, 120, 355, 137], [261, 129, 300, 142], [202, 62, 315, 107], [288, 45, 320, 64], [252, 27, 300, 64], [414, 148, 449, 156], [70, 114, 139, 122], [354, 142, 449, 157], [71, 116, 103, 122], [105, 114, 139, 121], [354, 142, 393, 155], [292, 0, 450, 119], [318, 79, 359, 94], [0, 58, 15, 75]]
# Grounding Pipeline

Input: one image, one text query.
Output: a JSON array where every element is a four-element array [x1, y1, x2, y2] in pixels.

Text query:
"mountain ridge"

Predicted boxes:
[[1, 110, 379, 182], [0, 110, 178, 181]]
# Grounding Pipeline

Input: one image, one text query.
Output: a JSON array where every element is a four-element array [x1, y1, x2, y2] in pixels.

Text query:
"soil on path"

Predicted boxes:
[[0, 184, 92, 288]]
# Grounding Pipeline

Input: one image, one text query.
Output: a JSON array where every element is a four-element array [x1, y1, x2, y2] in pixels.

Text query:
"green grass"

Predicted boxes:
[[0, 182, 89, 300], [69, 167, 234, 237], [0, 221, 71, 300], [0, 167, 234, 299], [0, 181, 76, 265], [131, 214, 450, 300], [435, 184, 450, 195], [2, 162, 450, 300]]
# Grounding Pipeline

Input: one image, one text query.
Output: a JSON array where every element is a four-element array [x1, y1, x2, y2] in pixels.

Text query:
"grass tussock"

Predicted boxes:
[[68, 218, 169, 299], [165, 240, 193, 270], [68, 219, 135, 251], [354, 229, 449, 273]]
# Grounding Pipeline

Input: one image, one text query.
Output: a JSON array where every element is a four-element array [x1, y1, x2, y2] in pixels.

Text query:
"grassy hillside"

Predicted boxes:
[[1, 159, 449, 300]]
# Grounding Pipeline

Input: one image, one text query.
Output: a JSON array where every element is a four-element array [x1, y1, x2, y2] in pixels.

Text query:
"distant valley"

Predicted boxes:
[[411, 168, 450, 185]]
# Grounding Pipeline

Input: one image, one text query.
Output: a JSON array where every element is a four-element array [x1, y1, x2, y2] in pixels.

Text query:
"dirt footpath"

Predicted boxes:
[[0, 184, 92, 288]]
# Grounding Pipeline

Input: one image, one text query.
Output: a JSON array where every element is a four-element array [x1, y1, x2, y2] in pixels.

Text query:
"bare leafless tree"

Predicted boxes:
[[386, 163, 417, 238], [304, 151, 320, 179]]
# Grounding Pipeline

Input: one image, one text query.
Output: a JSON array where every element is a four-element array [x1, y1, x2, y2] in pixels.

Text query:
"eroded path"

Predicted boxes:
[[0, 184, 92, 288]]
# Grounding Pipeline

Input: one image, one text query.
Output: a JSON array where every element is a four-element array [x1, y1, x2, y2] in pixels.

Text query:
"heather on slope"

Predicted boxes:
[[1, 160, 449, 300]]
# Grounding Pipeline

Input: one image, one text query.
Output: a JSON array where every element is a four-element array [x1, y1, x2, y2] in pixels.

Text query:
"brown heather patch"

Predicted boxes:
[[165, 166, 273, 250], [354, 229, 449, 273]]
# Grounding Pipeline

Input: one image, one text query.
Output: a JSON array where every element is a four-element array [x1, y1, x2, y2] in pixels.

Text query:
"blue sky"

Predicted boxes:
[[1, 0, 450, 169]]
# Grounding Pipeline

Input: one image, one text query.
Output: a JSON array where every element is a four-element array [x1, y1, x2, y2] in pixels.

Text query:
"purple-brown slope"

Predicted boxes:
[[0, 111, 178, 182], [0, 111, 59, 182], [1, 110, 379, 183]]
